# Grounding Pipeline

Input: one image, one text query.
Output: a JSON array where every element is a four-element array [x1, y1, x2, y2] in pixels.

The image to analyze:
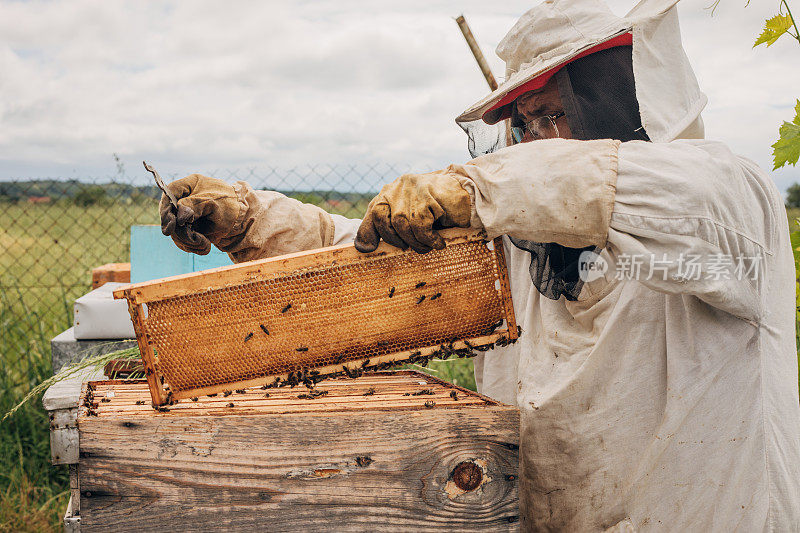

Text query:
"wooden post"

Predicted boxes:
[[455, 15, 498, 91]]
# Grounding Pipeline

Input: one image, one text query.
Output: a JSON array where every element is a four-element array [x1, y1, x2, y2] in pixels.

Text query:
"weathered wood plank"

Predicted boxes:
[[80, 410, 519, 531], [78, 372, 520, 532], [92, 262, 130, 289]]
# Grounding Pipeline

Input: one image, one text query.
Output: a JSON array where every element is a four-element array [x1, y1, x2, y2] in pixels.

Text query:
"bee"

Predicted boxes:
[[208, 393, 218, 397], [361, 358, 371, 368], [416, 295, 426, 304], [412, 389, 434, 396], [235, 389, 246, 394], [403, 392, 411, 396], [100, 397, 111, 403], [227, 402, 235, 408], [450, 391, 459, 401], [135, 400, 145, 405], [343, 365, 360, 379], [483, 319, 505, 336], [363, 387, 376, 396], [244, 332, 254, 342], [296, 346, 309, 352], [223, 390, 232, 397], [263, 392, 270, 398], [298, 389, 328, 400], [159, 375, 165, 384], [430, 292, 442, 300], [415, 281, 427, 289], [156, 406, 170, 412], [191, 397, 199, 402], [388, 287, 395, 298], [424, 400, 436, 409], [355, 456, 373, 467], [281, 303, 292, 313], [260, 324, 270, 335]]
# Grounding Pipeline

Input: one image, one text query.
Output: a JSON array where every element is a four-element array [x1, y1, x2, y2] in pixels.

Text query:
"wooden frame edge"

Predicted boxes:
[[168, 331, 514, 403], [113, 227, 487, 304], [125, 300, 167, 405], [492, 236, 519, 340]]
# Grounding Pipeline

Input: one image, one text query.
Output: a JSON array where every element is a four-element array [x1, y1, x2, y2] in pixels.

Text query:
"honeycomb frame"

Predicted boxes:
[[114, 228, 517, 406]]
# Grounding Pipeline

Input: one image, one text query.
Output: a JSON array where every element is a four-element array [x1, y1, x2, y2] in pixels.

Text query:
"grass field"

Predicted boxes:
[[1, 201, 798, 531], [0, 201, 158, 531]]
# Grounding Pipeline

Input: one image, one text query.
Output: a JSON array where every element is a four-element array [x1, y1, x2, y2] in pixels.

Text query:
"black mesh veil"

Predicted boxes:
[[460, 120, 509, 159], [459, 45, 649, 300]]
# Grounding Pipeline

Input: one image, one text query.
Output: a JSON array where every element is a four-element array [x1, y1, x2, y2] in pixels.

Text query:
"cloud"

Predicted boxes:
[[0, 0, 798, 193]]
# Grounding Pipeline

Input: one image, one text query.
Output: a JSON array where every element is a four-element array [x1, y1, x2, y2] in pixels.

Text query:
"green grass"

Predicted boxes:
[[0, 200, 163, 529], [1, 289, 70, 532]]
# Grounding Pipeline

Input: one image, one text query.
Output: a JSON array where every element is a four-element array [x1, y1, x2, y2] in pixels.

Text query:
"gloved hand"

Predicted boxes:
[[159, 174, 241, 255], [354, 170, 472, 254]]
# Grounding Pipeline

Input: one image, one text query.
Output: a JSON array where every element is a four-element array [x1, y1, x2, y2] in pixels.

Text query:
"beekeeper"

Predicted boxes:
[[161, 0, 800, 530]]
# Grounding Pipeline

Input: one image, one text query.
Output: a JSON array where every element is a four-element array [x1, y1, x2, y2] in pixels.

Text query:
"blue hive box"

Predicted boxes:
[[130, 225, 233, 283]]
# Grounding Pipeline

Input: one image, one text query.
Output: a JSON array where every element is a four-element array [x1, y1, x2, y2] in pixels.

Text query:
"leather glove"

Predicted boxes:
[[354, 170, 472, 254], [159, 174, 241, 255]]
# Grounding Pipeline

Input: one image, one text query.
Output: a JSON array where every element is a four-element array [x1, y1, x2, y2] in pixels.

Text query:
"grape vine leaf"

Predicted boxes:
[[773, 100, 800, 169], [754, 14, 793, 47]]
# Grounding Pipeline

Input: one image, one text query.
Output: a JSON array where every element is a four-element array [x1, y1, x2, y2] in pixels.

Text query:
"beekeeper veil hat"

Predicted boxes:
[[456, 0, 708, 301], [456, 0, 707, 158]]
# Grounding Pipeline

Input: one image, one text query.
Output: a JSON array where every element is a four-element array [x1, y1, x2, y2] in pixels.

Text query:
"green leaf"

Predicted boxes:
[[754, 14, 793, 47], [773, 101, 800, 169]]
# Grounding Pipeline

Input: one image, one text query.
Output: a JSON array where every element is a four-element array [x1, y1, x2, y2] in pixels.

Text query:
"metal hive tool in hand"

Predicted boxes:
[[113, 228, 518, 406]]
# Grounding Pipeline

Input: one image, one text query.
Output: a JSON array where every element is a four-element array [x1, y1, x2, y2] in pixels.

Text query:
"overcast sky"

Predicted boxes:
[[0, 0, 798, 193]]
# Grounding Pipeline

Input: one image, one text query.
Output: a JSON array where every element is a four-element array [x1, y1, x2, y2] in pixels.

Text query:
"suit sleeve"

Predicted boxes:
[[451, 138, 776, 322], [215, 181, 336, 263]]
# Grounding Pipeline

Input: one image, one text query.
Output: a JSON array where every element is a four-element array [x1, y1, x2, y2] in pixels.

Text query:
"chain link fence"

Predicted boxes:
[[0, 163, 417, 363]]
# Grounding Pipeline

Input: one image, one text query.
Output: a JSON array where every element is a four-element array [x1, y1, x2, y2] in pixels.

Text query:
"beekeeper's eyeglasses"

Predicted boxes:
[[511, 111, 565, 143]]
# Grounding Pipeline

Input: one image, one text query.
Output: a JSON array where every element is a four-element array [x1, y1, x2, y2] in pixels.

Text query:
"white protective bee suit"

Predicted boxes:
[[209, 0, 800, 530]]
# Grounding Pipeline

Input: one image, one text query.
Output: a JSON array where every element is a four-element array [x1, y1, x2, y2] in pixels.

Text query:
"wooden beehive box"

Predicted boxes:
[[75, 371, 520, 532]]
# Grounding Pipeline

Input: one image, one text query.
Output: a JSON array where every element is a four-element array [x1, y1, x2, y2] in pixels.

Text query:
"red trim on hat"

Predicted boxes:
[[483, 33, 633, 123]]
